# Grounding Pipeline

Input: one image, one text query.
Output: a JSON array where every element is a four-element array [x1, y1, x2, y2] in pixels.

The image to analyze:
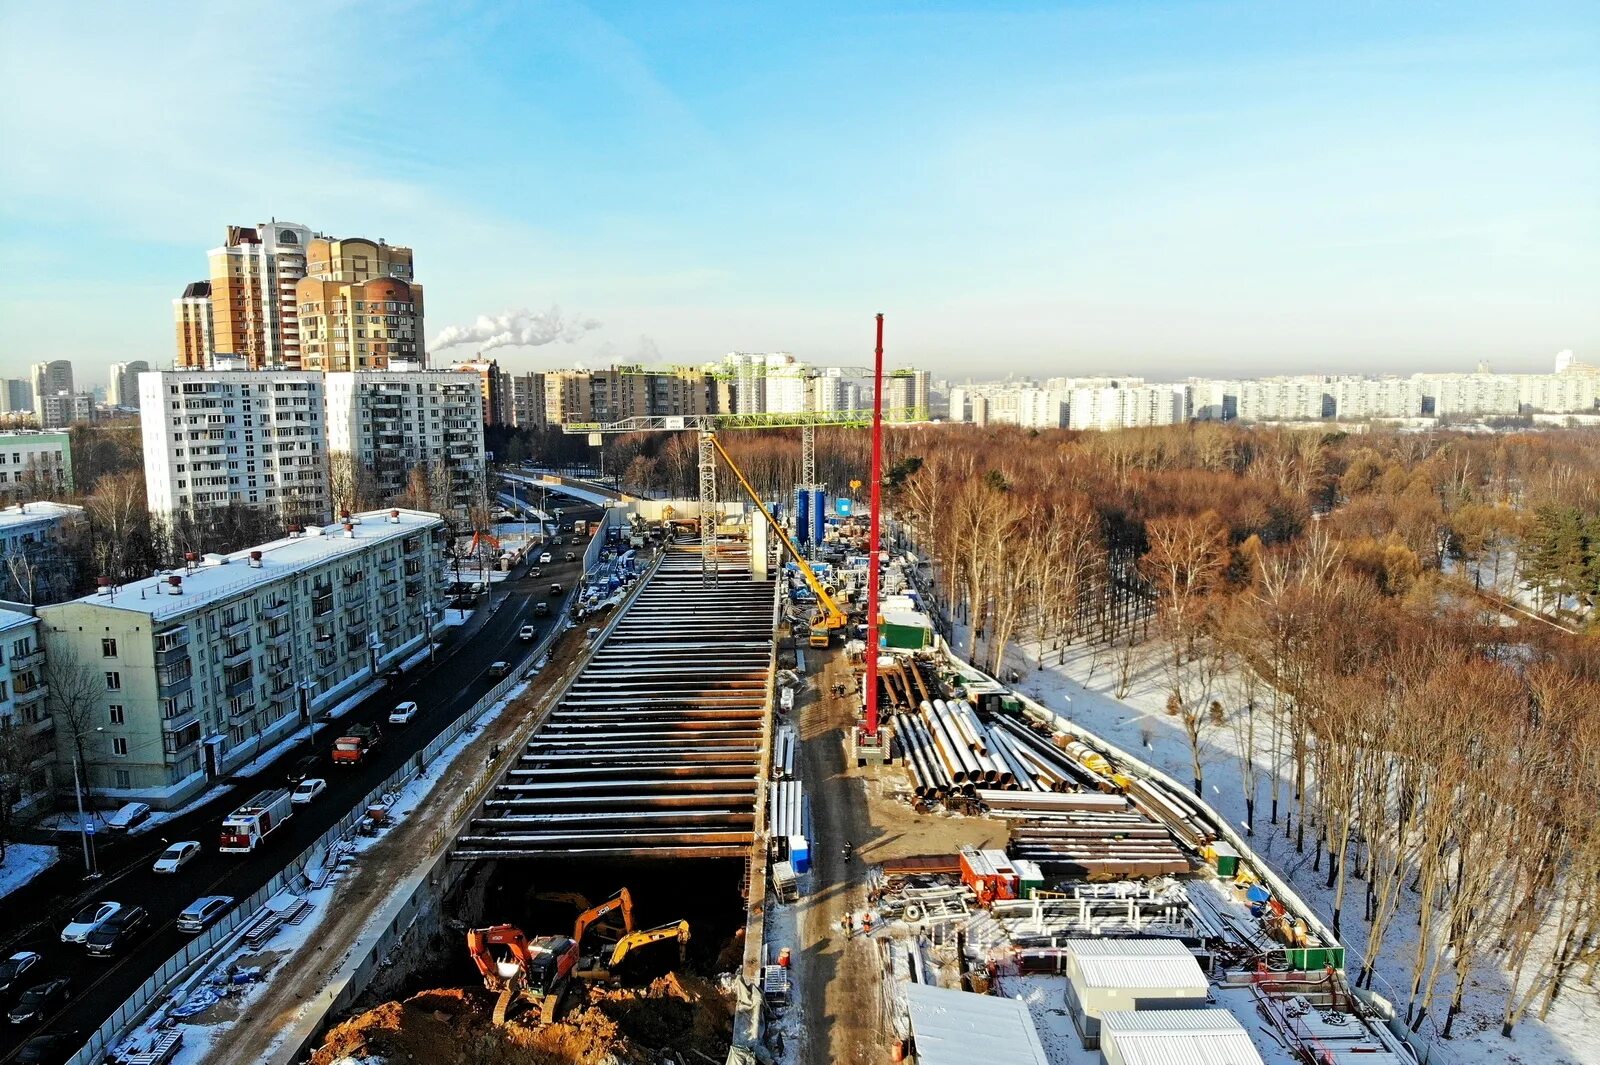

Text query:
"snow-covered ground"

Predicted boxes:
[[973, 631, 1598, 1065], [0, 842, 58, 900]]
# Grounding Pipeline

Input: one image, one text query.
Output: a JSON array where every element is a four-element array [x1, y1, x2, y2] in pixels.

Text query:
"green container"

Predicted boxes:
[[1212, 841, 1241, 878], [1286, 946, 1345, 971], [880, 621, 931, 650]]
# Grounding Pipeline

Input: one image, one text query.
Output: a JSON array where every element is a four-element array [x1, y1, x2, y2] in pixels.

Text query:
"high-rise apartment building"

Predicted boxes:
[[139, 370, 329, 523], [108, 361, 149, 407], [193, 221, 319, 370], [452, 359, 507, 426], [2, 380, 34, 413], [507, 372, 549, 431], [173, 281, 215, 367], [30, 360, 73, 414], [297, 237, 424, 371], [39, 509, 447, 805], [543, 367, 715, 425], [37, 392, 95, 429], [324, 371, 486, 515], [882, 369, 931, 422]]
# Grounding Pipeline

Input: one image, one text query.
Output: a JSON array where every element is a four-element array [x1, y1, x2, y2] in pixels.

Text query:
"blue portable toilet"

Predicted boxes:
[[788, 835, 811, 873]]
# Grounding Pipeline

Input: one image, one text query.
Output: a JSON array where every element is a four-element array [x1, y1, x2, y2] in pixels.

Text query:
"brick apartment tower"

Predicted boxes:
[[297, 237, 424, 371]]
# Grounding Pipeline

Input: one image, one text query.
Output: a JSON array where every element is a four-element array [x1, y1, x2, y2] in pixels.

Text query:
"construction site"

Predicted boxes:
[[298, 324, 1431, 1065]]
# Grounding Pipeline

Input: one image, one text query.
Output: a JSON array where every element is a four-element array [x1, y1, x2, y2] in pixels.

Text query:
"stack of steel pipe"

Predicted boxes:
[[894, 714, 954, 800], [769, 779, 805, 840], [989, 716, 1106, 791], [940, 699, 1017, 788], [918, 700, 985, 789]]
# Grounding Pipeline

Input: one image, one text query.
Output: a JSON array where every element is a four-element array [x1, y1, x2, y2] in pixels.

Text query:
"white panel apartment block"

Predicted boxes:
[[324, 371, 486, 515], [139, 370, 331, 522], [38, 509, 447, 806]]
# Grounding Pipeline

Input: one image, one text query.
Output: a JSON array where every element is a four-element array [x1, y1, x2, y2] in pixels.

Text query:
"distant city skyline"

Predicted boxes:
[[1, 2, 1595, 383]]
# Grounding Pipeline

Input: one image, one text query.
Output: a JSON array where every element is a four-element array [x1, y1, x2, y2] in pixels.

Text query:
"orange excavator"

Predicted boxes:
[[467, 889, 637, 1026]]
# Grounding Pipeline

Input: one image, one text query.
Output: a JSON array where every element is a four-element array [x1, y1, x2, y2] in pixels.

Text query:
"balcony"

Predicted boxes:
[[13, 683, 48, 706], [161, 707, 200, 734], [260, 601, 290, 622], [220, 614, 249, 635], [225, 676, 252, 699], [157, 670, 193, 697], [311, 594, 333, 617], [154, 626, 190, 655], [10, 647, 43, 669], [222, 642, 252, 666], [229, 698, 257, 719]]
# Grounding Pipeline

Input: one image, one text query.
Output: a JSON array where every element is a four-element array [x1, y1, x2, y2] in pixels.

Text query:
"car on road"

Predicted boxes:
[[538, 552, 552, 564], [388, 701, 419, 725], [550, 583, 564, 596], [487, 660, 511, 679], [534, 601, 549, 616], [285, 754, 321, 784], [152, 840, 201, 873], [6, 977, 70, 1025], [176, 895, 234, 933], [385, 665, 405, 688], [564, 551, 576, 562], [60, 901, 121, 944], [85, 905, 150, 956], [291, 778, 327, 805], [469, 581, 485, 596], [105, 801, 152, 833], [530, 567, 543, 578], [518, 623, 536, 641], [0, 952, 42, 1002], [15, 1033, 73, 1064]]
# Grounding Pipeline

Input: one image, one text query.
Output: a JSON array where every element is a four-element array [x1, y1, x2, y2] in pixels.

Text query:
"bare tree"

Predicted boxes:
[[40, 640, 105, 803]]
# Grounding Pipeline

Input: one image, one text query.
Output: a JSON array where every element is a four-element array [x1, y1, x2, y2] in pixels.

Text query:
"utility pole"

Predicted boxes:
[[862, 313, 886, 740], [72, 745, 100, 880]]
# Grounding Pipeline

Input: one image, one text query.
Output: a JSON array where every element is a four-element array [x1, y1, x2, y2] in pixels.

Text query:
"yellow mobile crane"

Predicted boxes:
[[707, 433, 846, 647]]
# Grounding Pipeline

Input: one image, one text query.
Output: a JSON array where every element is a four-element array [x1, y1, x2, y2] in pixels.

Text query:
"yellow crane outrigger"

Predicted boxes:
[[707, 433, 847, 647]]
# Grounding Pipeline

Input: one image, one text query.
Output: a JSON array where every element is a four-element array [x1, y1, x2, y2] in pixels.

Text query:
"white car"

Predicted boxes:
[[291, 778, 327, 805], [61, 901, 122, 944], [388, 701, 419, 725], [538, 552, 552, 564], [105, 801, 152, 833], [152, 841, 201, 873], [518, 623, 536, 641]]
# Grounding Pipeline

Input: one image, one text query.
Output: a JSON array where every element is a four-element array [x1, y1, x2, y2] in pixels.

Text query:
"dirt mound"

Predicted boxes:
[[312, 976, 733, 1065]]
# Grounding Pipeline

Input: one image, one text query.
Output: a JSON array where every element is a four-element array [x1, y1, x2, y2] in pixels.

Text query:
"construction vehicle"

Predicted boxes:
[[466, 924, 580, 1026], [708, 434, 847, 648], [575, 920, 691, 981], [466, 890, 637, 1027], [331, 723, 382, 765]]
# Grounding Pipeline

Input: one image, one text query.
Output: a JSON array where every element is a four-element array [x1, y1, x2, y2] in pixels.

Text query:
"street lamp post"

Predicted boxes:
[[71, 727, 103, 880]]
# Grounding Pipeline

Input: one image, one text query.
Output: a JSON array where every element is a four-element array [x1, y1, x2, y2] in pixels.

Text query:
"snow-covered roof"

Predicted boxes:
[[0, 501, 84, 529], [1100, 1009, 1265, 1065], [1066, 937, 1207, 991], [881, 609, 932, 630], [904, 982, 1049, 1065], [46, 509, 443, 621], [0, 608, 37, 634]]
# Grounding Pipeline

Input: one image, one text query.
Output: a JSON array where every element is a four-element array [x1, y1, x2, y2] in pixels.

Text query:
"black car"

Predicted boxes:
[[285, 754, 320, 784], [7, 977, 70, 1025], [0, 952, 42, 1002], [85, 905, 150, 956], [16, 1034, 71, 1064]]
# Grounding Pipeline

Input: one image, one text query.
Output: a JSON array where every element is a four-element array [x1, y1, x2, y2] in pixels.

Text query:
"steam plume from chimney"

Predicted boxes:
[[430, 306, 601, 354]]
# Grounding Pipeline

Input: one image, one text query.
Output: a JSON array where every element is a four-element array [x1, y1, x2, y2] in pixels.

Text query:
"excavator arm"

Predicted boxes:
[[572, 888, 634, 949], [467, 925, 534, 986], [608, 920, 691, 968], [707, 433, 847, 635]]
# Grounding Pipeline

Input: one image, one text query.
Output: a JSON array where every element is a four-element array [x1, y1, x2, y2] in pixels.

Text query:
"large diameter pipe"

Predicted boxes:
[[909, 716, 952, 796], [918, 701, 967, 784], [986, 728, 1039, 792], [925, 701, 983, 783], [895, 718, 936, 799]]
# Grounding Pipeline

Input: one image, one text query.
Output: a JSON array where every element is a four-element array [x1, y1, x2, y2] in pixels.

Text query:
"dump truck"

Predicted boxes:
[[218, 789, 293, 853], [331, 723, 382, 766]]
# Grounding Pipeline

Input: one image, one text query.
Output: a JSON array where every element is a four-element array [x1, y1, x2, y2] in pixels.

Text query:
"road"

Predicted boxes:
[[0, 495, 604, 1063]]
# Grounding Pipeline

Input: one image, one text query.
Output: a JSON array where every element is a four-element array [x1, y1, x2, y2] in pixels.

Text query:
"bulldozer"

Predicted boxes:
[[468, 889, 639, 1026]]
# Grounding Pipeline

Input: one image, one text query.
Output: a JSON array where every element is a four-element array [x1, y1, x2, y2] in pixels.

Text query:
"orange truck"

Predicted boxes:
[[332, 723, 383, 766]]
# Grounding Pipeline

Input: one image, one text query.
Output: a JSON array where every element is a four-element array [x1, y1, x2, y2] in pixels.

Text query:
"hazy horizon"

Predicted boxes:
[[2, 2, 1595, 386]]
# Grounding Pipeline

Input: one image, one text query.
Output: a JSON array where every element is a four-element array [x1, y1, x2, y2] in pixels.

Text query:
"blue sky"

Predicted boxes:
[[1, 1, 1595, 385]]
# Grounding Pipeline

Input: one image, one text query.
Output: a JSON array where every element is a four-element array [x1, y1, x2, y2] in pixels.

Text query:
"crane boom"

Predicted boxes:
[[708, 433, 847, 637]]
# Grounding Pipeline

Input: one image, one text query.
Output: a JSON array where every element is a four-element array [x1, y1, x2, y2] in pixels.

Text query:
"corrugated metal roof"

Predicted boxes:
[[1066, 937, 1208, 991], [1101, 1008, 1247, 1034], [904, 983, 1049, 1065]]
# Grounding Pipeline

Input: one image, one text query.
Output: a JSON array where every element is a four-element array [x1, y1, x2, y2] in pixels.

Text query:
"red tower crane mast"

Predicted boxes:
[[861, 313, 887, 740]]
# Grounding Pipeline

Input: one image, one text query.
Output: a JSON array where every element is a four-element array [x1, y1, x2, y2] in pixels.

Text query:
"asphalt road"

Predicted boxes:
[[0, 496, 604, 1063]]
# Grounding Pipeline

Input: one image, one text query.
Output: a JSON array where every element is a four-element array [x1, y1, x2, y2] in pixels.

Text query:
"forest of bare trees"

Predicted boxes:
[[602, 420, 1600, 1045]]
